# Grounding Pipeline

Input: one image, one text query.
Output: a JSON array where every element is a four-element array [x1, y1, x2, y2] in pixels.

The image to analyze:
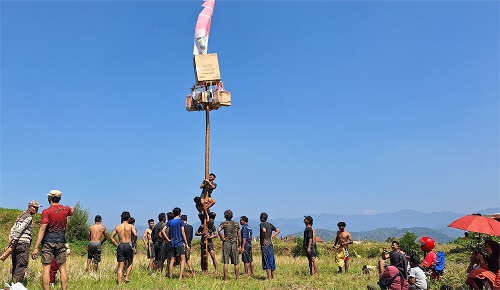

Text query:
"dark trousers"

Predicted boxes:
[[11, 243, 30, 283]]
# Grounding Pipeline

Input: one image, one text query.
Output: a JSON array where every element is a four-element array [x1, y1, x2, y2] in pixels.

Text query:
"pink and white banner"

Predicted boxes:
[[193, 0, 216, 55]]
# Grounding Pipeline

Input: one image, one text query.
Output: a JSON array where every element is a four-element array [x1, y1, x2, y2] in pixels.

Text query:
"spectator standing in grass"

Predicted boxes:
[[6, 200, 40, 283], [181, 215, 195, 277], [303, 215, 318, 276], [334, 221, 353, 273], [86, 215, 107, 272], [142, 219, 155, 271], [31, 190, 75, 290], [259, 212, 280, 280], [152, 213, 167, 272], [218, 209, 241, 280], [166, 207, 189, 280], [110, 211, 137, 285], [240, 215, 254, 276]]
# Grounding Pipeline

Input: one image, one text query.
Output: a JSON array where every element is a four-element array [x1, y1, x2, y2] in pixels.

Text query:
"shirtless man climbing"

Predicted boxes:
[[334, 221, 353, 273], [86, 215, 107, 271], [110, 211, 137, 284]]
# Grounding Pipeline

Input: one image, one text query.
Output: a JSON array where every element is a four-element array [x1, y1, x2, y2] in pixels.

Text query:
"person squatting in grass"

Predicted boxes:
[[110, 211, 137, 284], [196, 218, 218, 272], [167, 207, 190, 280], [303, 215, 318, 276], [5, 200, 40, 283], [240, 215, 254, 276], [259, 212, 280, 280], [334, 221, 353, 273], [86, 215, 107, 272], [218, 209, 241, 280], [142, 218, 155, 271], [31, 190, 75, 290]]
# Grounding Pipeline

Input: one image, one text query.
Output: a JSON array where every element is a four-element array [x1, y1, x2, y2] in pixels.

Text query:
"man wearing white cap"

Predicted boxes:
[[31, 190, 75, 290], [2, 200, 41, 283]]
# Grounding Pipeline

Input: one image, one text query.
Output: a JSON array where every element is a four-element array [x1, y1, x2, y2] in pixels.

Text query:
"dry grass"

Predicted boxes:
[[0, 241, 472, 289]]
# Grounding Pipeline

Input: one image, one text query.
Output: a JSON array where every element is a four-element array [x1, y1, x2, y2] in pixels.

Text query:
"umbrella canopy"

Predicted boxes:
[[448, 214, 500, 236]]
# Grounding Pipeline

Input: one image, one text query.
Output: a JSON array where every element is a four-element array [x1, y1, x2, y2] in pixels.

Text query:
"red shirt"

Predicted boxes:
[[41, 204, 73, 242], [422, 250, 437, 268]]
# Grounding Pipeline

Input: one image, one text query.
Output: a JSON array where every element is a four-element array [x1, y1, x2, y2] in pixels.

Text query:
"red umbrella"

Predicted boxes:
[[448, 214, 500, 236]]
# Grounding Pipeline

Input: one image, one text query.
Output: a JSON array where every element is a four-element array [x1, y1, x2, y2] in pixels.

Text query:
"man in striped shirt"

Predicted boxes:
[[8, 200, 41, 283]]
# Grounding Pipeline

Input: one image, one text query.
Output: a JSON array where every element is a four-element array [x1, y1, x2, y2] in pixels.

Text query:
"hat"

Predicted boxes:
[[304, 215, 313, 223], [28, 200, 41, 208], [47, 190, 62, 197]]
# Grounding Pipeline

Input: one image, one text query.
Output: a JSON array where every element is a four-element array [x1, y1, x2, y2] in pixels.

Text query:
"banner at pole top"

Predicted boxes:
[[193, 0, 216, 55]]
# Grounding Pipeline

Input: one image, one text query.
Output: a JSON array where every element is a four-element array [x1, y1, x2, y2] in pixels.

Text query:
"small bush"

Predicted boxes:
[[66, 202, 90, 243]]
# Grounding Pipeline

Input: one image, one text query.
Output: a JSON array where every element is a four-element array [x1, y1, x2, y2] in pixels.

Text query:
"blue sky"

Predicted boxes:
[[1, 0, 498, 228]]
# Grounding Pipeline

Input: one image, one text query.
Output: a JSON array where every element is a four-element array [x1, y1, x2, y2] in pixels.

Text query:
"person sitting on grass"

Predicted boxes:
[[465, 240, 500, 290], [367, 252, 409, 290], [408, 254, 427, 290]]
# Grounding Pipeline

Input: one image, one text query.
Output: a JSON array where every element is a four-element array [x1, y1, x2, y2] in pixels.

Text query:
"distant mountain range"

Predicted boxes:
[[136, 208, 500, 244], [290, 227, 454, 244]]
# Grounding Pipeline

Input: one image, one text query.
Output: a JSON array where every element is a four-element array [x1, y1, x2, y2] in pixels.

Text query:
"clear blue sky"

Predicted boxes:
[[1, 1, 498, 228]]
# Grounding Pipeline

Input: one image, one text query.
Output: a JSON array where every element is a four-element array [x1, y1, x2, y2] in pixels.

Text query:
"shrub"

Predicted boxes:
[[292, 237, 305, 257], [66, 202, 90, 243], [399, 231, 420, 255]]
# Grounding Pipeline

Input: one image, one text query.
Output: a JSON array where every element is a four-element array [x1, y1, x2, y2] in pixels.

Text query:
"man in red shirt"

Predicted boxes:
[[32, 190, 75, 290]]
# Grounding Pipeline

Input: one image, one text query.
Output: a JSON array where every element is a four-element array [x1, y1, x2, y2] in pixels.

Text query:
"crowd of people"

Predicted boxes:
[[3, 184, 500, 289]]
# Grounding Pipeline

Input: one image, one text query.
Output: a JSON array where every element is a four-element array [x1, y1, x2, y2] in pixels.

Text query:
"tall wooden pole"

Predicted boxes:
[[201, 104, 210, 271], [205, 104, 210, 180]]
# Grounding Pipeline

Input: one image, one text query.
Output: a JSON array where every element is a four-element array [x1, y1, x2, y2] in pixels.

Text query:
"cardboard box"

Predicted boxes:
[[193, 54, 221, 83], [213, 90, 231, 107], [197, 91, 209, 103], [186, 96, 195, 111]]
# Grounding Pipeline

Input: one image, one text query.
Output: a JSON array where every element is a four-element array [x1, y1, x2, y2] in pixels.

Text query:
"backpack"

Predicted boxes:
[[434, 251, 446, 272]]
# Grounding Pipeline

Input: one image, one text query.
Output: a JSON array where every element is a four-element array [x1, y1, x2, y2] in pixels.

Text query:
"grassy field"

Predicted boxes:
[[0, 208, 480, 289]]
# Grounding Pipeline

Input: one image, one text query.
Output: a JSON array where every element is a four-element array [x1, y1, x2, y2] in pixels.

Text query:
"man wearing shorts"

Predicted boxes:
[[259, 212, 280, 280], [218, 209, 241, 280], [181, 215, 195, 277], [110, 211, 137, 284], [166, 207, 189, 280], [334, 221, 353, 273], [31, 190, 75, 290], [303, 215, 318, 276], [152, 212, 166, 272], [142, 219, 155, 270], [195, 219, 218, 272], [240, 215, 254, 276], [86, 215, 107, 272]]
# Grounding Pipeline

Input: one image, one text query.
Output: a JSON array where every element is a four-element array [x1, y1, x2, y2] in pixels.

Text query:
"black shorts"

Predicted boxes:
[[172, 245, 185, 257], [116, 242, 134, 263], [242, 245, 253, 263], [306, 244, 317, 258]]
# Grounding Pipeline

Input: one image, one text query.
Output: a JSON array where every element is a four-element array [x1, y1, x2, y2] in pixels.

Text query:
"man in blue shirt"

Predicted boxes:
[[166, 207, 189, 280], [239, 216, 254, 276]]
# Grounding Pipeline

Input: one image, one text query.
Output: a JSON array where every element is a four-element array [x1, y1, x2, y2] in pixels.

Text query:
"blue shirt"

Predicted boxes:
[[166, 218, 185, 248], [241, 224, 252, 248]]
